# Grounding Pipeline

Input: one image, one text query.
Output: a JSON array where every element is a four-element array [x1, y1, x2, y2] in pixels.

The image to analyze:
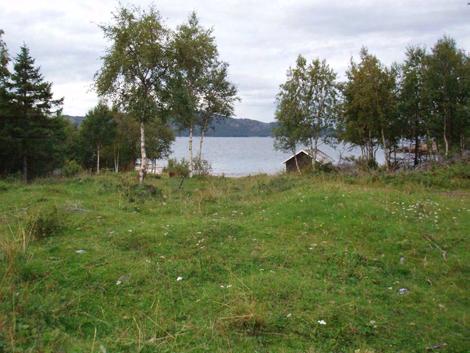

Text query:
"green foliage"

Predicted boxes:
[[424, 36, 469, 157], [95, 5, 174, 182], [79, 103, 116, 173], [120, 182, 163, 203], [399, 46, 428, 166], [168, 12, 238, 167], [62, 160, 81, 177], [337, 36, 469, 166], [165, 158, 190, 177], [274, 55, 338, 167], [340, 48, 399, 166], [95, 6, 170, 122], [0, 43, 65, 180], [192, 157, 212, 176], [27, 205, 63, 240]]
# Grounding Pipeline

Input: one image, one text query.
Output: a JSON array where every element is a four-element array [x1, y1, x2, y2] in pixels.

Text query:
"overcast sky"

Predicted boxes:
[[1, 0, 469, 122]]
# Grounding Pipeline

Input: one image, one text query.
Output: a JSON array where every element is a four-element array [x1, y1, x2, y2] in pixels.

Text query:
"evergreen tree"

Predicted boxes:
[[7, 45, 63, 180], [0, 30, 14, 175]]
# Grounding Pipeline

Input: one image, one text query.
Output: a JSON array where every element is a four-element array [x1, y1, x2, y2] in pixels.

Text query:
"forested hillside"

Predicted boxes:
[[66, 115, 277, 137]]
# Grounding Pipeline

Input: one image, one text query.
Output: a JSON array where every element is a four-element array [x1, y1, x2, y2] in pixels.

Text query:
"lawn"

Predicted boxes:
[[0, 169, 469, 352]]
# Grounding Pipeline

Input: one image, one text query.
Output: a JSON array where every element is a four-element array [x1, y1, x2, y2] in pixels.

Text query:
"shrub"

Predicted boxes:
[[28, 206, 63, 240], [0, 180, 9, 192], [192, 157, 212, 176], [62, 160, 82, 178], [313, 161, 337, 173], [165, 158, 190, 178], [119, 181, 163, 203]]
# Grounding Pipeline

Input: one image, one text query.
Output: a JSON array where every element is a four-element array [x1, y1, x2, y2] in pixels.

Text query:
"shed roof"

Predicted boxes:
[[282, 149, 334, 164]]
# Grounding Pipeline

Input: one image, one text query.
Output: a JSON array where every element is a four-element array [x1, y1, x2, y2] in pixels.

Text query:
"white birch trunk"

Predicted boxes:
[[114, 147, 119, 173], [443, 117, 449, 158], [381, 128, 390, 170], [313, 138, 318, 170], [198, 118, 209, 160], [96, 145, 100, 175], [294, 152, 301, 174], [189, 124, 193, 177], [198, 129, 205, 161], [139, 121, 147, 184], [22, 155, 27, 182]]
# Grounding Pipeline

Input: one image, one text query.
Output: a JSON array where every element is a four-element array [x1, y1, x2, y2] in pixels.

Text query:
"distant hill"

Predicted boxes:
[[64, 115, 277, 137], [175, 117, 277, 137], [65, 115, 85, 126]]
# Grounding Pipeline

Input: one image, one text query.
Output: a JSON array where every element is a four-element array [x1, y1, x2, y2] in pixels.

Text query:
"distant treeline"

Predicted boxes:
[[275, 36, 469, 170]]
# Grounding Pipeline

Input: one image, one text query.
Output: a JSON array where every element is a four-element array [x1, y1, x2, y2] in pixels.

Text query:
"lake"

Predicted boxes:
[[161, 137, 384, 177]]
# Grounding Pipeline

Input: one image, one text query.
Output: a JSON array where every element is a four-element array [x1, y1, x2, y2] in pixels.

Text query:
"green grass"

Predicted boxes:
[[0, 169, 469, 352]]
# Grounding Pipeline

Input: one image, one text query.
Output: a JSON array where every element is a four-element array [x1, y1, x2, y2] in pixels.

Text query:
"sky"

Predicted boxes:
[[0, 0, 469, 122]]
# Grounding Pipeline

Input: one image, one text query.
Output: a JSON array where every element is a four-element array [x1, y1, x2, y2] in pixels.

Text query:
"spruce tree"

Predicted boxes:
[[0, 30, 15, 175], [9, 45, 63, 180]]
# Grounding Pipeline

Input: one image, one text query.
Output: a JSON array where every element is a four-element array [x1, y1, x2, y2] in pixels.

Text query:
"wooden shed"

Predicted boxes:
[[283, 149, 333, 173]]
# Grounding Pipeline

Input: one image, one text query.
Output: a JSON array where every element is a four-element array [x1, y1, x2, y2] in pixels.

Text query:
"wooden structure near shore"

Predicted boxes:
[[283, 149, 333, 173], [395, 141, 439, 165]]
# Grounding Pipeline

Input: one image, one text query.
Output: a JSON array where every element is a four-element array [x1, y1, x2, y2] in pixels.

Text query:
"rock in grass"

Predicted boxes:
[[116, 274, 130, 285], [398, 287, 409, 295]]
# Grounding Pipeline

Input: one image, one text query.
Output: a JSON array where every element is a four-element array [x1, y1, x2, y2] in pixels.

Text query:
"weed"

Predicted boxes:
[[28, 205, 63, 240]]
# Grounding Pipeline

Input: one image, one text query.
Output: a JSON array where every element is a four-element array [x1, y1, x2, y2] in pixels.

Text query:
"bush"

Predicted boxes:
[[313, 161, 336, 174], [165, 158, 190, 178], [28, 206, 63, 240], [192, 157, 212, 176], [118, 180, 163, 203], [0, 180, 9, 192], [62, 160, 82, 177]]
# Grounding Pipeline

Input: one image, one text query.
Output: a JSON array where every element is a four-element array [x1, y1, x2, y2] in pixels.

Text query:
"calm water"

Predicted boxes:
[[160, 137, 384, 177]]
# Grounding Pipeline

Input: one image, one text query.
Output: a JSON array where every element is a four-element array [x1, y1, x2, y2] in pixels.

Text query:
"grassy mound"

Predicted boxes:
[[0, 170, 469, 352]]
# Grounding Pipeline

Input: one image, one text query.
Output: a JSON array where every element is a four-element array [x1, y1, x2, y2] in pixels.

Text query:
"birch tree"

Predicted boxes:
[[274, 56, 305, 173], [95, 5, 172, 183], [80, 103, 116, 174], [341, 48, 399, 168], [301, 57, 338, 168], [399, 46, 429, 166], [274, 55, 338, 171], [425, 37, 466, 158], [169, 12, 237, 176]]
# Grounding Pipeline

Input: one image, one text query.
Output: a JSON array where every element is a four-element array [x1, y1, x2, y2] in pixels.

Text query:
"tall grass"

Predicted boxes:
[[0, 222, 34, 352]]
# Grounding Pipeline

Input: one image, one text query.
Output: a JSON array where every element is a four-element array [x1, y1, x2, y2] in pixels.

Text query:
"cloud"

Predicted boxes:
[[1, 0, 469, 122]]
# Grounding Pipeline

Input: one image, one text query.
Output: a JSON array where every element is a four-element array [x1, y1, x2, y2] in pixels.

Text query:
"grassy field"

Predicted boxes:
[[0, 167, 469, 352]]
